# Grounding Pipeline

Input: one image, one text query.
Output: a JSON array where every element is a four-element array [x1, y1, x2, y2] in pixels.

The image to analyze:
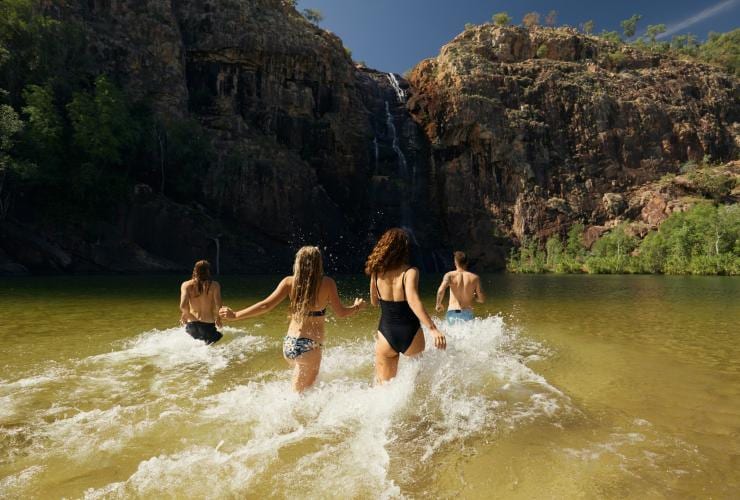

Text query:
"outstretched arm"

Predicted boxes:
[[474, 276, 486, 303], [179, 282, 196, 324], [327, 278, 365, 318], [404, 268, 446, 350], [435, 273, 450, 312], [220, 277, 291, 321]]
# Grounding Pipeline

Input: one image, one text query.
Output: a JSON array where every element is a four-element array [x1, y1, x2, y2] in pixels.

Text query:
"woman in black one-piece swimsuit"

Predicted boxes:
[[365, 228, 447, 383]]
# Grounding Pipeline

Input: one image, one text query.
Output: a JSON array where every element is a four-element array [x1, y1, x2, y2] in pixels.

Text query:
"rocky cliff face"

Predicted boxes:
[[3, 0, 431, 274], [407, 25, 739, 268], [2, 10, 737, 275]]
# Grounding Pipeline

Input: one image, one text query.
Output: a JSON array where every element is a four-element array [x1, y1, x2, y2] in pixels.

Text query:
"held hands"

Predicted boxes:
[[435, 303, 444, 313], [428, 324, 447, 350], [352, 297, 366, 312], [219, 306, 236, 321]]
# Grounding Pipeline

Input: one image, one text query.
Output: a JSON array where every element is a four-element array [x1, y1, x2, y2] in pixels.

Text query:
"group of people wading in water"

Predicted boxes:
[[179, 228, 485, 392]]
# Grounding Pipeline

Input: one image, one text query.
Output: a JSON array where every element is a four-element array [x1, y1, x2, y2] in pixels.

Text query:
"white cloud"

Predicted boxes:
[[655, 0, 738, 39]]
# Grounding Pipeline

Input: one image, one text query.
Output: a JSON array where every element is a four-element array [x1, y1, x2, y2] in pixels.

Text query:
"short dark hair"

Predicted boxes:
[[453, 251, 468, 268]]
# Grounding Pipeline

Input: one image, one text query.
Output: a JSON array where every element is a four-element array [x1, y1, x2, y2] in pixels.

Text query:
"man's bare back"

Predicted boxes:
[[447, 271, 479, 310], [436, 252, 485, 322], [438, 271, 484, 311], [180, 279, 222, 324]]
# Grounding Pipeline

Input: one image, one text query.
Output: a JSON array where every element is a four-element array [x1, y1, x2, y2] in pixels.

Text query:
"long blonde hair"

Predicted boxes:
[[289, 246, 324, 318], [192, 260, 212, 296]]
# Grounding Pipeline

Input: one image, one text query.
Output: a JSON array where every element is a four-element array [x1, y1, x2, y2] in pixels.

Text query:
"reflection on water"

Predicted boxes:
[[0, 275, 738, 498]]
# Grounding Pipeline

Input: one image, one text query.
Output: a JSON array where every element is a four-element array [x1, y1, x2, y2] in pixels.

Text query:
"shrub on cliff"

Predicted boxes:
[[522, 12, 540, 29], [696, 29, 740, 75], [620, 14, 642, 38], [492, 12, 512, 27]]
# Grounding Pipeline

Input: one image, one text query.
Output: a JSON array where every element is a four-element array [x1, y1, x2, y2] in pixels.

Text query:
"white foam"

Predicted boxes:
[[86, 326, 266, 372], [0, 465, 46, 497], [11, 315, 569, 497]]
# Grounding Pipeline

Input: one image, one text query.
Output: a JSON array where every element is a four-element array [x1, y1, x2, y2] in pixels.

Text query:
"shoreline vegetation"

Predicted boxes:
[[508, 202, 739, 276]]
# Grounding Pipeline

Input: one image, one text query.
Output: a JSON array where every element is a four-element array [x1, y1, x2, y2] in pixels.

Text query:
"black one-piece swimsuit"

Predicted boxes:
[[376, 271, 421, 354]]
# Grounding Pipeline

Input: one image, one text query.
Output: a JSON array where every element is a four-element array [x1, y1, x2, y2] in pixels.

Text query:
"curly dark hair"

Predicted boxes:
[[364, 228, 410, 276]]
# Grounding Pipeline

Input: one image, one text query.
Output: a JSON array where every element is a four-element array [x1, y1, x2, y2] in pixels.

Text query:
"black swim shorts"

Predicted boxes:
[[185, 321, 223, 345]]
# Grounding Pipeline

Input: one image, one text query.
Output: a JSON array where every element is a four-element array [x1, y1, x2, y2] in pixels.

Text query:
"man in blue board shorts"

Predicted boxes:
[[435, 251, 485, 323]]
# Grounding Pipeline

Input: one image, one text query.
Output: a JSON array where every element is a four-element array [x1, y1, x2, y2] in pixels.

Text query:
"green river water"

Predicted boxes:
[[0, 274, 738, 499]]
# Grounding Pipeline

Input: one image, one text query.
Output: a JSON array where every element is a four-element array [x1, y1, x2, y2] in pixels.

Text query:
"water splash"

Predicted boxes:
[[72, 316, 570, 498]]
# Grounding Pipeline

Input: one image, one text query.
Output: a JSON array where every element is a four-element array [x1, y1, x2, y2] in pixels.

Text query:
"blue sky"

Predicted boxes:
[[296, 0, 740, 73]]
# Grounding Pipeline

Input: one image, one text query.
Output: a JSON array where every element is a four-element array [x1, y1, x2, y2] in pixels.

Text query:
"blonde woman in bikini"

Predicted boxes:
[[220, 246, 365, 392]]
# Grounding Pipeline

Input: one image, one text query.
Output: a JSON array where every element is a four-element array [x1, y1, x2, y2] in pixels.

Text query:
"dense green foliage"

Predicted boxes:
[[492, 12, 512, 27], [620, 14, 642, 38], [0, 0, 215, 221], [589, 11, 739, 75], [697, 30, 740, 76], [509, 204, 740, 275]]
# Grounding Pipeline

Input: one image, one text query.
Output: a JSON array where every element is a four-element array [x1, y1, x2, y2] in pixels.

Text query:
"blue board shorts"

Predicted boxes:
[[446, 309, 474, 323]]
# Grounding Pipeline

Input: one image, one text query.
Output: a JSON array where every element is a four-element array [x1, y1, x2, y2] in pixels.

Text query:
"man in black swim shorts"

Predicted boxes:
[[180, 260, 223, 345]]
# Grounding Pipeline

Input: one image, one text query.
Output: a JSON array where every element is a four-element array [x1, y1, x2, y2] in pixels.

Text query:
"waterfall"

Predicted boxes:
[[372, 136, 379, 172], [387, 73, 406, 103], [385, 101, 408, 179]]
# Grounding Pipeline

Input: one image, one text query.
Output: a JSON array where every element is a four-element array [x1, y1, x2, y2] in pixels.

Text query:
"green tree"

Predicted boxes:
[[0, 100, 23, 217], [536, 44, 548, 58], [645, 24, 666, 44], [21, 84, 62, 165], [0, 103, 22, 161], [695, 28, 739, 75], [620, 14, 642, 38], [522, 12, 540, 29], [302, 8, 324, 25], [599, 30, 623, 44], [566, 223, 585, 257], [545, 236, 564, 269], [582, 20, 595, 35], [0, 0, 90, 106], [67, 75, 140, 167], [492, 12, 512, 26]]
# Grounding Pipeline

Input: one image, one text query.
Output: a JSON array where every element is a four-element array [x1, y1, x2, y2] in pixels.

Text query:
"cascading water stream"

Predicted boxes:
[[385, 101, 408, 180], [387, 72, 406, 103]]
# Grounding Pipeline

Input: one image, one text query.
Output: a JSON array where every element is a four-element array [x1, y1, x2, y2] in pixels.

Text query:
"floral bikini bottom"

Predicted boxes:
[[283, 335, 323, 359]]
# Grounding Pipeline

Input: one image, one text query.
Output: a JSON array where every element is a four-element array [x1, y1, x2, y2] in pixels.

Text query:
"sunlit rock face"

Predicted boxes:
[[407, 25, 738, 268], [3, 6, 737, 274]]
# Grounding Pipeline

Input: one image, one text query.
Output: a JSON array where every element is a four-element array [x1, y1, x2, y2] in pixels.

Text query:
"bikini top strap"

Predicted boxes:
[[375, 273, 383, 301]]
